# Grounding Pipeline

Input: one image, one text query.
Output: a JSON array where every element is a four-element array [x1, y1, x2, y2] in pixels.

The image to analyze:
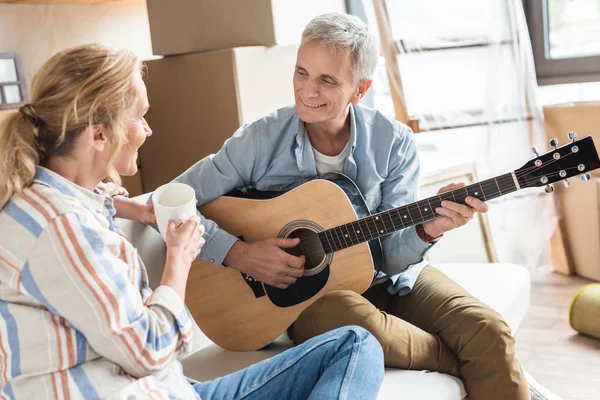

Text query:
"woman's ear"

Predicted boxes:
[[84, 124, 107, 152]]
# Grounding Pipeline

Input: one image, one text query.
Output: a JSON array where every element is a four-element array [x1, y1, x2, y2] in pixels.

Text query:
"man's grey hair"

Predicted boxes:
[[301, 12, 379, 85]]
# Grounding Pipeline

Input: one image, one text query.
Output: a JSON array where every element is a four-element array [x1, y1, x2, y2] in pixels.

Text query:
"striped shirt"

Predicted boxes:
[[0, 167, 198, 399]]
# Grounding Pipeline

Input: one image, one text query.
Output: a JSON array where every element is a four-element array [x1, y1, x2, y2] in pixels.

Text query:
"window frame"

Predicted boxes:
[[525, 0, 600, 85], [0, 52, 27, 110]]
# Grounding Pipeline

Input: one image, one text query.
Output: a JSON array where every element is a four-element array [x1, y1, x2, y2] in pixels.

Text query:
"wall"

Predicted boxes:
[[0, 3, 154, 86]]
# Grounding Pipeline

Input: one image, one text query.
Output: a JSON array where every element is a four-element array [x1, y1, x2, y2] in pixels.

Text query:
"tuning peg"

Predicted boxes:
[[532, 146, 540, 157], [563, 178, 570, 188], [544, 184, 555, 193], [581, 173, 592, 181], [549, 138, 559, 149], [568, 131, 577, 142]]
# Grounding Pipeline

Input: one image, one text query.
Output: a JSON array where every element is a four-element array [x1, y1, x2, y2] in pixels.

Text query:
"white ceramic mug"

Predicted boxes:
[[152, 182, 197, 241]]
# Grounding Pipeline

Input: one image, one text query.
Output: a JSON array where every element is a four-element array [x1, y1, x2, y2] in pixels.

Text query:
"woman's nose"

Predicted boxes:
[[143, 118, 153, 137]]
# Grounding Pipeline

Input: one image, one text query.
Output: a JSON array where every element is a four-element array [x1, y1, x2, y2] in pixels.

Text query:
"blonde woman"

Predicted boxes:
[[0, 44, 384, 399]]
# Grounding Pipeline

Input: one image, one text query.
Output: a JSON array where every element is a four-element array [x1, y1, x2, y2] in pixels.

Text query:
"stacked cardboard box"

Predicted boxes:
[[141, 45, 298, 191], [544, 102, 600, 281], [147, 0, 346, 55], [140, 0, 346, 191], [555, 180, 600, 281]]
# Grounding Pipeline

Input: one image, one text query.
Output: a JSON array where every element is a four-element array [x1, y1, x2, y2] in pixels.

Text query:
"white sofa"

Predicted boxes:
[[116, 206, 531, 400]]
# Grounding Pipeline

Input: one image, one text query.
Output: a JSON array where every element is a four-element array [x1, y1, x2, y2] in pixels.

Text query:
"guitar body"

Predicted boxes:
[[186, 176, 378, 351]]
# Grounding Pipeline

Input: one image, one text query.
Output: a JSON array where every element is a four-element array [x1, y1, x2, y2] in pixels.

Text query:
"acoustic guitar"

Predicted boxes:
[[186, 134, 600, 351]]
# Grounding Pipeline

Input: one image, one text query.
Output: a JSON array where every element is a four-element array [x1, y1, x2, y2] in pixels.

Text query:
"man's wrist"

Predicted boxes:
[[223, 240, 246, 269], [416, 224, 442, 243]]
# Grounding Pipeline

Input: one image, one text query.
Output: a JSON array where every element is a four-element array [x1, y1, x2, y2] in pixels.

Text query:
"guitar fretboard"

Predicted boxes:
[[318, 172, 518, 254]]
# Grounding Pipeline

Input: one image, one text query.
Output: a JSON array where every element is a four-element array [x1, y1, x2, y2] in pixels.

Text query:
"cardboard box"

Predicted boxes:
[[556, 179, 600, 281], [140, 45, 297, 192], [544, 101, 600, 278], [147, 0, 346, 55], [544, 102, 600, 177]]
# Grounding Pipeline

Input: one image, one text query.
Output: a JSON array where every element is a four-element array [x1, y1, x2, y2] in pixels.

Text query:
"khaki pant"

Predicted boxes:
[[290, 266, 529, 400]]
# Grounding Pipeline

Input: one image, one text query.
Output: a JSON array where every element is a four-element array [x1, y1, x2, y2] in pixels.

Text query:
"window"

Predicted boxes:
[[526, 0, 600, 84], [0, 53, 27, 110], [365, 0, 532, 134]]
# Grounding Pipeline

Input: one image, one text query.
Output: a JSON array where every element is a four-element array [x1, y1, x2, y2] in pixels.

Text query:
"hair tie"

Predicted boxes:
[[18, 104, 41, 128]]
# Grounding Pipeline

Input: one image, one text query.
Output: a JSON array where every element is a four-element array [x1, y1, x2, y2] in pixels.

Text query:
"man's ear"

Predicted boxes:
[[350, 79, 373, 105], [84, 124, 107, 152]]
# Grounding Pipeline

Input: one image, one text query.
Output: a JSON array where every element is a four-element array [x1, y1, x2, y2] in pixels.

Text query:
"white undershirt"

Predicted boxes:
[[312, 140, 350, 176]]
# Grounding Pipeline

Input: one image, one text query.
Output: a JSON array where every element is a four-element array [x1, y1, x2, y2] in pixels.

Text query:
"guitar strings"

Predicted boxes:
[[290, 148, 581, 253], [314, 152, 583, 252], [304, 159, 578, 252]]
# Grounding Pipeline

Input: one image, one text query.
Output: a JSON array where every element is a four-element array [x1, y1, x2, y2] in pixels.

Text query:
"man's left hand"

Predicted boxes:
[[420, 182, 489, 239]]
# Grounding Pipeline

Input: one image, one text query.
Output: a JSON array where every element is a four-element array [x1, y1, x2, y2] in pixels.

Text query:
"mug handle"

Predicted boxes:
[[173, 211, 191, 227]]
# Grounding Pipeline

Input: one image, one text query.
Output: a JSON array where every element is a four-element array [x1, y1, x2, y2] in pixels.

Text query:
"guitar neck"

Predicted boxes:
[[318, 172, 520, 254]]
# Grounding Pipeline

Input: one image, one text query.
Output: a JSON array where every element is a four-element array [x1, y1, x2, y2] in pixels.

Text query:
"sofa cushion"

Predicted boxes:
[[116, 212, 530, 400]]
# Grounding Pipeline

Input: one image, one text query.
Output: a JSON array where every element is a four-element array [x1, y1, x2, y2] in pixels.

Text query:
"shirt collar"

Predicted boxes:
[[33, 166, 112, 215]]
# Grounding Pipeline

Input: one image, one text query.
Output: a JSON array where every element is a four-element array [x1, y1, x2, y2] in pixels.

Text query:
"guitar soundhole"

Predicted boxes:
[[266, 226, 330, 308], [285, 228, 326, 272]]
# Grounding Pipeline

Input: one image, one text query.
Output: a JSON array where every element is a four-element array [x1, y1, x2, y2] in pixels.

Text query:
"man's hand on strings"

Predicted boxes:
[[419, 182, 489, 241]]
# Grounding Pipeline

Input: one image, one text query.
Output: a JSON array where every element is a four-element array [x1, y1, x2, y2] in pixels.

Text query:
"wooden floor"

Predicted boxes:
[[515, 272, 600, 400]]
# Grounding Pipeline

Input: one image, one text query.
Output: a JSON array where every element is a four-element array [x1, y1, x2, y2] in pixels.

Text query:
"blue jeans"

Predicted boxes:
[[193, 326, 384, 400]]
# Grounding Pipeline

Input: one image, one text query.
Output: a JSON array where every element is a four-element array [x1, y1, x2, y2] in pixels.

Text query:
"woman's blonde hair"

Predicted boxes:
[[0, 43, 142, 210]]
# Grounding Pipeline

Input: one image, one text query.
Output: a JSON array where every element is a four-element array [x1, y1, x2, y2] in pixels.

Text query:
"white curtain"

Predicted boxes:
[[361, 0, 557, 273]]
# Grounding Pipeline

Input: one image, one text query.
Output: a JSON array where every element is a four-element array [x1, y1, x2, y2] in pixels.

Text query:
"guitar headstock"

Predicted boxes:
[[516, 133, 600, 191]]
